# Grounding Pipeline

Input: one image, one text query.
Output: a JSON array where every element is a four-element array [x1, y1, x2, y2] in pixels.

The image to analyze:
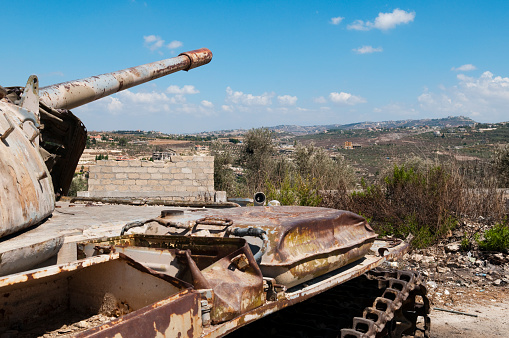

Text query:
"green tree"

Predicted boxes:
[[240, 128, 275, 193]]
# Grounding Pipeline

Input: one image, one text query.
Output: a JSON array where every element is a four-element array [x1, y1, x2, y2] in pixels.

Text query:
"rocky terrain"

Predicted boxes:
[[390, 220, 509, 337]]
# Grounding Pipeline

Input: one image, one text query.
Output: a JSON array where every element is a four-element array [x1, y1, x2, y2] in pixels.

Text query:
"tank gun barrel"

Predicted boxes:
[[39, 48, 212, 110]]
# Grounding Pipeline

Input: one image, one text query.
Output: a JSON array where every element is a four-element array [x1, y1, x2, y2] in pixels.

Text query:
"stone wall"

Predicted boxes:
[[85, 156, 214, 200]]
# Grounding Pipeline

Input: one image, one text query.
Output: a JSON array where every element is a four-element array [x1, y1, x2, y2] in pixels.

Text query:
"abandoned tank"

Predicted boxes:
[[0, 49, 430, 337]]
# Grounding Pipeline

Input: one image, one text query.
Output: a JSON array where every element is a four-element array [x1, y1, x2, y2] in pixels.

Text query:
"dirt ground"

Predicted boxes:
[[429, 287, 509, 337]]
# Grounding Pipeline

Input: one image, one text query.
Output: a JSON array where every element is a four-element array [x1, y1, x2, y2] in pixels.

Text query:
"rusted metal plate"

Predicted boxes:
[[0, 235, 64, 276], [145, 206, 378, 287], [76, 290, 202, 338], [78, 235, 264, 324], [0, 253, 198, 337], [0, 101, 54, 238], [202, 237, 411, 338], [39, 48, 212, 110]]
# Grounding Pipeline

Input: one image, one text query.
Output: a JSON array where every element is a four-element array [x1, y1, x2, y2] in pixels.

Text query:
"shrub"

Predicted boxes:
[[267, 173, 322, 206], [68, 174, 88, 197], [478, 222, 509, 252], [322, 161, 467, 248]]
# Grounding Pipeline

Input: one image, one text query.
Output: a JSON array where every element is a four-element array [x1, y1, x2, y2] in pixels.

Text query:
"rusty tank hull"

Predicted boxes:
[[0, 220, 424, 337], [0, 203, 429, 337]]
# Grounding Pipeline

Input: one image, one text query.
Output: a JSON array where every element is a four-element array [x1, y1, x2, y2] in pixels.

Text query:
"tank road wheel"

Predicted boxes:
[[340, 268, 430, 338]]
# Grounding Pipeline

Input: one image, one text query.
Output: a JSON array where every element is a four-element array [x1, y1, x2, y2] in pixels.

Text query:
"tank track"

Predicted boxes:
[[341, 268, 430, 337], [227, 268, 430, 338]]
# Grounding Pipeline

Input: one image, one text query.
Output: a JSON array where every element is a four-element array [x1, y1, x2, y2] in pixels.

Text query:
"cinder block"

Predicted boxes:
[[135, 179, 148, 185], [118, 185, 128, 191], [101, 166, 113, 173], [147, 167, 158, 174], [215, 191, 227, 202], [153, 185, 163, 191], [139, 173, 151, 180], [87, 179, 99, 186], [116, 173, 127, 179], [102, 173, 114, 179], [195, 173, 206, 180], [105, 185, 117, 191], [118, 161, 129, 167], [184, 173, 196, 180], [174, 173, 185, 179], [154, 161, 164, 168], [125, 180, 136, 185], [141, 161, 154, 167], [151, 173, 163, 179], [203, 156, 214, 162], [170, 155, 183, 162], [128, 173, 140, 179], [129, 160, 142, 167]]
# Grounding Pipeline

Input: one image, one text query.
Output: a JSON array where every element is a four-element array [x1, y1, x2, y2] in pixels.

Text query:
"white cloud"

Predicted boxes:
[[143, 35, 165, 51], [313, 96, 327, 104], [329, 92, 366, 105], [166, 85, 199, 94], [201, 100, 214, 108], [167, 40, 183, 49], [418, 71, 509, 121], [277, 95, 298, 106], [118, 90, 170, 103], [222, 105, 233, 112], [330, 16, 344, 25], [225, 87, 274, 106], [347, 20, 370, 31], [107, 97, 123, 114], [451, 64, 477, 72], [348, 9, 415, 31], [353, 46, 383, 54]]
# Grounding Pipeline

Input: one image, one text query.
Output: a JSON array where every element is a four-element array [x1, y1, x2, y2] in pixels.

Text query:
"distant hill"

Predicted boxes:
[[266, 116, 476, 135]]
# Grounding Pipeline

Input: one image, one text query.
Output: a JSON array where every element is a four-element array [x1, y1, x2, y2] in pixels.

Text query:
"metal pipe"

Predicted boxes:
[[433, 307, 478, 317], [39, 48, 212, 110], [228, 226, 268, 264]]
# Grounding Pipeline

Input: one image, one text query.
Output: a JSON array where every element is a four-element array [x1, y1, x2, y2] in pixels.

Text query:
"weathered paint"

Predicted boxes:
[[39, 48, 212, 110], [0, 235, 64, 276], [201, 237, 411, 338], [0, 101, 54, 238], [0, 253, 199, 337], [79, 235, 265, 325], [145, 206, 378, 288]]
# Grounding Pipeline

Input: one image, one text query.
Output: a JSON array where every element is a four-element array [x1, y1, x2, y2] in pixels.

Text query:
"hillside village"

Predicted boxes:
[[77, 117, 508, 186]]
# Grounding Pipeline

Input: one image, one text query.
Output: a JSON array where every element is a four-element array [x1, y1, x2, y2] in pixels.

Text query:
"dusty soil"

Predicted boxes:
[[392, 219, 509, 337], [429, 288, 509, 337]]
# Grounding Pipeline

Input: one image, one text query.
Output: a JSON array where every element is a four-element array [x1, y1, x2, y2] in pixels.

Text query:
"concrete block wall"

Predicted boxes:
[[87, 156, 214, 201]]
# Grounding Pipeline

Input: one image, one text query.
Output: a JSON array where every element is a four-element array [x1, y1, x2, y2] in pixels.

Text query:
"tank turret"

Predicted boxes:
[[0, 49, 212, 238]]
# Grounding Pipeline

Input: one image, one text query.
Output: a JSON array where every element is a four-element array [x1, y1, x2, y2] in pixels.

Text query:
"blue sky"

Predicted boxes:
[[2, 1, 509, 133]]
